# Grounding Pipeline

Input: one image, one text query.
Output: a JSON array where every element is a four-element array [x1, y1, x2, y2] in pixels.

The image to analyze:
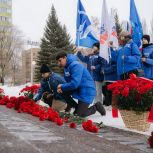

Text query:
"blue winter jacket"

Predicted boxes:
[[34, 72, 66, 102], [142, 44, 153, 79], [111, 41, 141, 77], [104, 52, 118, 81], [77, 52, 105, 82], [61, 54, 96, 104]]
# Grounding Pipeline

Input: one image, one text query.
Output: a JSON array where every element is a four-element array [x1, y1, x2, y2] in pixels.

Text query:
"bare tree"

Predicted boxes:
[[10, 48, 23, 85], [0, 26, 23, 85], [10, 28, 23, 85], [91, 16, 100, 37]]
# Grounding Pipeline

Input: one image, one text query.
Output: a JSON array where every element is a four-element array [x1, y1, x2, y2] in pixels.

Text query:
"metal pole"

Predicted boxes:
[[27, 40, 40, 85], [77, 32, 80, 47], [30, 46, 33, 85]]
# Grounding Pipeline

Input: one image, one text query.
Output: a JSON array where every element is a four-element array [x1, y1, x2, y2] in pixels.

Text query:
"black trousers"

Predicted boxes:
[[102, 82, 112, 106], [74, 101, 96, 117], [61, 91, 96, 117], [61, 91, 77, 109]]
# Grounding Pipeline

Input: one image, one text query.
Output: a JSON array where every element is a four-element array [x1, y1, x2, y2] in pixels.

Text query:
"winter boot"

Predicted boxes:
[[95, 102, 106, 116]]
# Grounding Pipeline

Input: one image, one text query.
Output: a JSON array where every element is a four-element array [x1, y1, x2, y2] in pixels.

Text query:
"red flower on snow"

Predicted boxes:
[[148, 131, 153, 148], [70, 122, 77, 128], [0, 91, 100, 134], [56, 118, 63, 126], [82, 120, 99, 133], [20, 84, 40, 99]]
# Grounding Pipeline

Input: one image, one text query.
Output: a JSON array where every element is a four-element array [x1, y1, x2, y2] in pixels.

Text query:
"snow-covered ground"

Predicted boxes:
[[1, 85, 153, 136]]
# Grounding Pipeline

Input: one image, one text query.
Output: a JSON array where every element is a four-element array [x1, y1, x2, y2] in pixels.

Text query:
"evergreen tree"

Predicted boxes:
[[114, 12, 122, 37], [35, 5, 74, 81]]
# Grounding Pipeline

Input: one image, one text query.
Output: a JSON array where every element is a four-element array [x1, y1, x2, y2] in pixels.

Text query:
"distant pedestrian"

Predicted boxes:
[[77, 42, 106, 104]]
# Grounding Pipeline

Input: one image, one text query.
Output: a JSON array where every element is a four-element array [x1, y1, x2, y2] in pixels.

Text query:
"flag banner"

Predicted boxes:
[[76, 0, 98, 48], [99, 0, 110, 62], [130, 0, 143, 48]]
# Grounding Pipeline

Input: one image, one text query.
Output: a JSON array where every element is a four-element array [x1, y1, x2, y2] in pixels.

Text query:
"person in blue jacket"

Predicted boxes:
[[77, 43, 105, 104], [102, 41, 118, 106], [111, 31, 141, 80], [141, 35, 153, 79], [56, 52, 106, 117], [33, 64, 73, 112]]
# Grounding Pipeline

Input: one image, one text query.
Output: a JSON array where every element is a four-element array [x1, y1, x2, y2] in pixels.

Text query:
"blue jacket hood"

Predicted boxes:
[[66, 54, 78, 67]]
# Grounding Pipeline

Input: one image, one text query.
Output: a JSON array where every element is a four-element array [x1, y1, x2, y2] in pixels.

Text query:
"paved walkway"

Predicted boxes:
[[0, 106, 152, 153]]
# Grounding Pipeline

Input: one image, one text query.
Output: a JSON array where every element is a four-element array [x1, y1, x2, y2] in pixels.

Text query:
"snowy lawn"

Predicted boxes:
[[1, 85, 153, 136]]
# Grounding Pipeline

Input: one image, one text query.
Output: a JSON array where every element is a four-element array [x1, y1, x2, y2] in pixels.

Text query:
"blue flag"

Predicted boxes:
[[130, 0, 143, 47], [76, 0, 98, 48]]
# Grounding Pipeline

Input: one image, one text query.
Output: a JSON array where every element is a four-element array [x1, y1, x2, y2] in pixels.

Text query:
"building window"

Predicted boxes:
[[0, 0, 11, 5]]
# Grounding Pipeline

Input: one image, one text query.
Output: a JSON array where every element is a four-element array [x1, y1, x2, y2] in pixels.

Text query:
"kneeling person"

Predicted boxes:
[[56, 52, 106, 117], [33, 64, 67, 111]]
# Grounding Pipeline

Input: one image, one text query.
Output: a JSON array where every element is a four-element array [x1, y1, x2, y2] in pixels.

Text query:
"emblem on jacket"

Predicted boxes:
[[65, 72, 70, 77]]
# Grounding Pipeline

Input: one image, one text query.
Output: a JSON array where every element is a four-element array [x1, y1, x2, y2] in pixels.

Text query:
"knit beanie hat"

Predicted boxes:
[[142, 35, 150, 43], [93, 42, 100, 50], [40, 64, 51, 73]]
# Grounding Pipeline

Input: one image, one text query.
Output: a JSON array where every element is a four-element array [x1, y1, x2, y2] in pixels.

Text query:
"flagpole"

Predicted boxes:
[[77, 0, 79, 48], [77, 31, 80, 47]]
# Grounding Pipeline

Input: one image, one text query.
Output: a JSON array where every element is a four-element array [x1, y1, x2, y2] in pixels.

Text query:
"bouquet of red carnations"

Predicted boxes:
[[20, 84, 40, 99]]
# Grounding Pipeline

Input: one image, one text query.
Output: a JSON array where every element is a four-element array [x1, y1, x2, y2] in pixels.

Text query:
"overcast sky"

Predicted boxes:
[[12, 0, 153, 43]]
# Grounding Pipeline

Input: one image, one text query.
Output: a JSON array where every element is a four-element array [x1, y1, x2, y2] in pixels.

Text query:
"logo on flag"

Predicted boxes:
[[111, 26, 118, 38], [100, 25, 109, 45], [76, 0, 98, 48]]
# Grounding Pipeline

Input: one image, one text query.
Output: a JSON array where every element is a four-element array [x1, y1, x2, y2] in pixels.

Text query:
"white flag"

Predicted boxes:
[[99, 0, 110, 62]]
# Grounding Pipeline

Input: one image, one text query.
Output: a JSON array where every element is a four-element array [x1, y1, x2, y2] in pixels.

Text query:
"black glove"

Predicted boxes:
[[42, 92, 54, 107]]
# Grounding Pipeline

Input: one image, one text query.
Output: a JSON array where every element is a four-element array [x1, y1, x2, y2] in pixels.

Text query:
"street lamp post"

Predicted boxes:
[[31, 60, 36, 85], [27, 40, 40, 85]]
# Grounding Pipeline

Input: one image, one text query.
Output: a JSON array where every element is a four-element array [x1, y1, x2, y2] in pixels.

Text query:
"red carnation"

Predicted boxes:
[[6, 103, 13, 109], [91, 125, 99, 133], [56, 118, 63, 126], [148, 136, 153, 148], [69, 122, 77, 128], [86, 120, 93, 126], [64, 117, 69, 123], [82, 120, 99, 133], [121, 87, 129, 97], [17, 109, 21, 113], [152, 131, 153, 137], [130, 73, 137, 79], [39, 114, 46, 121]]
